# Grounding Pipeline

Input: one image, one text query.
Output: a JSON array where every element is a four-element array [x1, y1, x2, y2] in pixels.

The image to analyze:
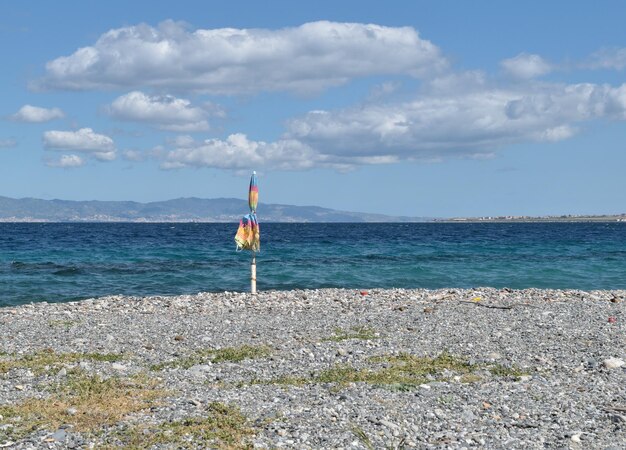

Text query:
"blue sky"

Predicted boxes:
[[1, 0, 625, 217]]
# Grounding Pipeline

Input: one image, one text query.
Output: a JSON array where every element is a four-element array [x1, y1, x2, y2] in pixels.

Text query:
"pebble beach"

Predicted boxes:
[[1, 288, 625, 449]]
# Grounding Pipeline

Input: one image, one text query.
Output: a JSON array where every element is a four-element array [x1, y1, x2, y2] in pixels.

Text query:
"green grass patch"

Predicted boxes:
[[0, 370, 164, 442], [47, 319, 81, 329], [323, 326, 378, 342], [0, 349, 124, 375], [151, 345, 271, 371], [103, 402, 254, 449], [488, 364, 528, 378], [459, 373, 483, 383], [437, 394, 455, 405], [371, 352, 474, 373], [253, 352, 526, 390]]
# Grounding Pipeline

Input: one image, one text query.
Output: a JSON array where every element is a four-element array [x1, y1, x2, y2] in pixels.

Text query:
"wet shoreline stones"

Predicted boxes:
[[0, 287, 625, 448]]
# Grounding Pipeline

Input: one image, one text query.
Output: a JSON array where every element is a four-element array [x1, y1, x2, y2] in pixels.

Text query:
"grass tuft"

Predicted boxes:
[[351, 425, 374, 450], [151, 345, 271, 371], [0, 349, 124, 375], [323, 326, 378, 342], [488, 364, 527, 378], [47, 319, 81, 329], [255, 351, 526, 390]]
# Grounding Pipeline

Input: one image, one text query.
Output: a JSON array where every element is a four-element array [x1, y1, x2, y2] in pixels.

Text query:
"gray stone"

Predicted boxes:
[[51, 429, 67, 442], [603, 358, 625, 369]]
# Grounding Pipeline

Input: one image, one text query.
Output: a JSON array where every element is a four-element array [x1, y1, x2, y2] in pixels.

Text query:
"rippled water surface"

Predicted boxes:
[[1, 222, 625, 306]]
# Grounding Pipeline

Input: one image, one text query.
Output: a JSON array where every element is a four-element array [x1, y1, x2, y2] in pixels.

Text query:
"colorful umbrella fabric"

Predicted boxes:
[[235, 172, 260, 252], [248, 171, 258, 213]]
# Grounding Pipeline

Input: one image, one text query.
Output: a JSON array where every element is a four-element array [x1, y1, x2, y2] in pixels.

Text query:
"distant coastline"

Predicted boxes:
[[1, 195, 624, 223], [434, 214, 626, 223], [0, 195, 425, 223]]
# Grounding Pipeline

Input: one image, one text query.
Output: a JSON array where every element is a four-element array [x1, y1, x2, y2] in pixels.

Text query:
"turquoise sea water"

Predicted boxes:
[[1, 222, 625, 307]]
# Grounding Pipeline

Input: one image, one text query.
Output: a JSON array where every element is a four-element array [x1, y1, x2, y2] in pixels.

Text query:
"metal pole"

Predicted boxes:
[[251, 252, 257, 294]]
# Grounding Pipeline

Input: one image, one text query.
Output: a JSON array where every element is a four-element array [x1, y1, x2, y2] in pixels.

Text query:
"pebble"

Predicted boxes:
[[51, 429, 67, 442], [603, 358, 624, 369], [610, 414, 626, 423], [379, 419, 398, 429], [188, 364, 212, 377]]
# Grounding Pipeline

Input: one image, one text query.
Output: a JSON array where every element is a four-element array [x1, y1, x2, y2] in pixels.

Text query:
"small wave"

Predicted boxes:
[[363, 254, 404, 262], [53, 267, 84, 276], [11, 261, 65, 270], [10, 261, 85, 276]]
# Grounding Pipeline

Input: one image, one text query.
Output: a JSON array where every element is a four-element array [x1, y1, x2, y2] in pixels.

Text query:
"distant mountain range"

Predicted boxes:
[[0, 196, 426, 222]]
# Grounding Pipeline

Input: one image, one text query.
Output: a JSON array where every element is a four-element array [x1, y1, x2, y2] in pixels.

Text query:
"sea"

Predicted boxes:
[[1, 222, 625, 307]]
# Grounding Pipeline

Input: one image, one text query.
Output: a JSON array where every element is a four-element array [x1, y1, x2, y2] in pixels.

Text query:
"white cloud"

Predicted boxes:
[[40, 20, 447, 94], [122, 149, 144, 161], [167, 134, 196, 147], [43, 127, 114, 151], [108, 91, 212, 131], [46, 154, 85, 168], [501, 53, 552, 79], [11, 105, 65, 122], [540, 125, 576, 142], [94, 151, 116, 161], [43, 128, 116, 161], [162, 133, 322, 170], [0, 138, 17, 148], [585, 47, 626, 70]]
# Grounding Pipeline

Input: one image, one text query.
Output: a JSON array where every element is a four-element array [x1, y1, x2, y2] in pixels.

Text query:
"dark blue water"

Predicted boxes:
[[1, 222, 625, 306]]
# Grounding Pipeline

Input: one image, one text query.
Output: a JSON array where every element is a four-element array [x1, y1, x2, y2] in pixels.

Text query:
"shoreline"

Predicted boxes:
[[4, 285, 626, 310], [1, 288, 624, 448]]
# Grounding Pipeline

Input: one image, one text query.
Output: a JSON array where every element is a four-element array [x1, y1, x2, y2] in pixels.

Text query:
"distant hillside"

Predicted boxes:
[[0, 196, 426, 222]]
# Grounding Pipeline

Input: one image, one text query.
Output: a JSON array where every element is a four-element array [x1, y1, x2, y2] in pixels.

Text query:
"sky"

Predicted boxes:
[[1, 0, 625, 218]]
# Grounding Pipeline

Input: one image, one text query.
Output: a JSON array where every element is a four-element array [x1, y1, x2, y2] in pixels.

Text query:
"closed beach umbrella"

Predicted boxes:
[[235, 171, 260, 293], [248, 171, 258, 213]]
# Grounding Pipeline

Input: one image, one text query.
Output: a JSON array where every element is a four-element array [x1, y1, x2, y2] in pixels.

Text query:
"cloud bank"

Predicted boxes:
[[162, 79, 626, 171], [286, 82, 624, 156], [41, 20, 446, 94]]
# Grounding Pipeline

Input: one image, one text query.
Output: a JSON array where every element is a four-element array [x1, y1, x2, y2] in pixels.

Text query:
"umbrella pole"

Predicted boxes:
[[251, 252, 257, 294]]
